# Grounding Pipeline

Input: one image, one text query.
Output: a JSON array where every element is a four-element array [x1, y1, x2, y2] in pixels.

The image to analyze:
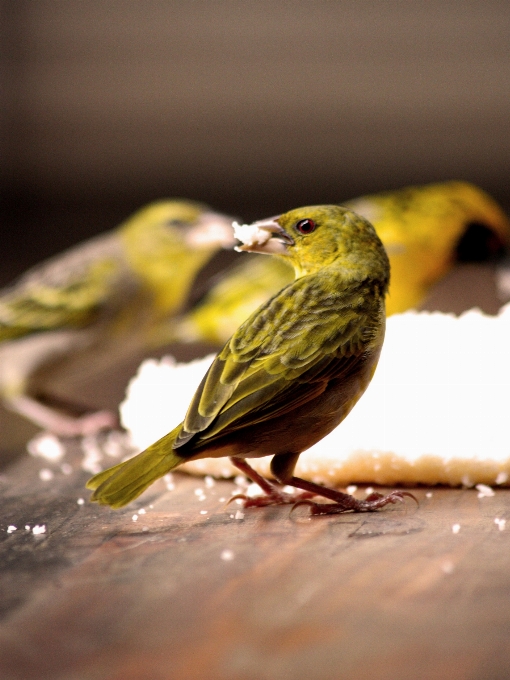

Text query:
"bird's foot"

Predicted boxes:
[[229, 487, 316, 508], [293, 490, 418, 516]]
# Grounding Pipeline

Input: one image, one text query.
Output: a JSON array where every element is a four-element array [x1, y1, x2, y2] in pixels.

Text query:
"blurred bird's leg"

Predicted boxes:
[[271, 452, 417, 514], [6, 394, 119, 437], [229, 455, 315, 507]]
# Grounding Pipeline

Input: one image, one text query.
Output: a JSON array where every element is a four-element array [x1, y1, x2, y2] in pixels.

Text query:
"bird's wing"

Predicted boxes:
[[0, 232, 132, 341], [175, 274, 381, 448]]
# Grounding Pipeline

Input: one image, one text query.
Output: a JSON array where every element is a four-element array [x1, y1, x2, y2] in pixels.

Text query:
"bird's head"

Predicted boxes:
[[234, 205, 389, 282], [121, 199, 236, 250]]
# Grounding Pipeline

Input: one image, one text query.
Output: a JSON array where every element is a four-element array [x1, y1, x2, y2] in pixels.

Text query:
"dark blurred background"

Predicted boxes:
[[1, 0, 510, 284], [0, 0, 509, 460]]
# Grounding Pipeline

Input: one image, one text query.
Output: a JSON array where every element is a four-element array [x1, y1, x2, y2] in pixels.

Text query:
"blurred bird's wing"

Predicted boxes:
[[175, 274, 381, 448], [0, 232, 132, 342]]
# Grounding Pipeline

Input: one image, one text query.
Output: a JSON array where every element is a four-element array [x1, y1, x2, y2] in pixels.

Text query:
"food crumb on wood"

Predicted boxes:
[[476, 483, 495, 498], [220, 549, 235, 561]]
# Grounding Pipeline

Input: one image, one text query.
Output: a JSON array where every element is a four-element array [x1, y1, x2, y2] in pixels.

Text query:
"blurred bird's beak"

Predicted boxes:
[[184, 212, 238, 249], [234, 218, 294, 254]]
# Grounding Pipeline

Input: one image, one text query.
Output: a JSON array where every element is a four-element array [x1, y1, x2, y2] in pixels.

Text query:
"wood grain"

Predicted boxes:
[[1, 443, 510, 680]]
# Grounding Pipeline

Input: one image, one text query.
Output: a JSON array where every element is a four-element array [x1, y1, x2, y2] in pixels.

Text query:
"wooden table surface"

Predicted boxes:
[[0, 262, 509, 680], [1, 442, 510, 680]]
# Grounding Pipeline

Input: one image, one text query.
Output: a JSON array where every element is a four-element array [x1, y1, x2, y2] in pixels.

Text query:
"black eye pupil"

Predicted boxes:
[[296, 219, 316, 234]]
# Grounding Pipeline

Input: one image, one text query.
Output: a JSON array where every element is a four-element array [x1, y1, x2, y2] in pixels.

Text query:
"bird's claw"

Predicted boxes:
[[291, 490, 418, 516]]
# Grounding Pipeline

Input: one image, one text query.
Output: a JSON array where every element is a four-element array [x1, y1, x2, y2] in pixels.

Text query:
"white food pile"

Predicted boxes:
[[119, 303, 510, 488]]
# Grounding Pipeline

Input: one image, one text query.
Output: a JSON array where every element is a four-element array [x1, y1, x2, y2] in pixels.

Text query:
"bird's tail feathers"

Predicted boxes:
[[86, 426, 184, 508]]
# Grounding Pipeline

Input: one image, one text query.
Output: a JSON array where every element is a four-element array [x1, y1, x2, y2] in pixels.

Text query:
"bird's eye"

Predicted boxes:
[[295, 218, 316, 235]]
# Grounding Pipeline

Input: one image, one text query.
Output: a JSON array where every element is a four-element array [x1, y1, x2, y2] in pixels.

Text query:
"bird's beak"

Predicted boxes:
[[233, 218, 294, 254], [184, 212, 238, 249]]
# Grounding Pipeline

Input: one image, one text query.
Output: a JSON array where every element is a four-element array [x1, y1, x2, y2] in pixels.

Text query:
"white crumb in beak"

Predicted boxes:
[[232, 221, 273, 249]]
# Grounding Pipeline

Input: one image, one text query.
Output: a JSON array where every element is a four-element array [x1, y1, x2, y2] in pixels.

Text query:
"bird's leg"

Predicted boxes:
[[7, 394, 119, 438], [229, 455, 315, 507], [271, 452, 417, 514]]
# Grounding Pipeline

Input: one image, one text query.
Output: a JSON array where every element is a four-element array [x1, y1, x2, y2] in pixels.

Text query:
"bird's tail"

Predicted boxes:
[[86, 426, 184, 508]]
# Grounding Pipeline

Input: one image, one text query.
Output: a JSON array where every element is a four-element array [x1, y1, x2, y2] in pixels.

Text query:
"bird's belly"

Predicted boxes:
[[203, 350, 380, 460]]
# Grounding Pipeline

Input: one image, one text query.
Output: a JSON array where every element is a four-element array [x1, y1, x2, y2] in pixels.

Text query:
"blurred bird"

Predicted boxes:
[[0, 200, 235, 436], [176, 181, 510, 344], [88, 205, 413, 514]]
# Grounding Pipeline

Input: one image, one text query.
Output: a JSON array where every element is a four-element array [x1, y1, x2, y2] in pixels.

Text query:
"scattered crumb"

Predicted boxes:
[[220, 549, 235, 561], [80, 436, 103, 474], [452, 524, 461, 534], [476, 483, 495, 498], [346, 485, 358, 494], [132, 514, 138, 522], [103, 431, 132, 458], [219, 497, 226, 503], [204, 475, 215, 488], [163, 474, 175, 491], [365, 487, 374, 495], [245, 483, 263, 498], [235, 510, 245, 520], [76, 498, 85, 506], [138, 508, 146, 515], [494, 518, 506, 531], [441, 561, 455, 574], [200, 510, 208, 515], [32, 525, 46, 535], [6, 525, 16, 534], [39, 468, 54, 481], [27, 433, 65, 462], [25, 525, 30, 531], [234, 475, 249, 488], [229, 514, 235, 519], [425, 492, 433, 498], [235, 498, 244, 505]]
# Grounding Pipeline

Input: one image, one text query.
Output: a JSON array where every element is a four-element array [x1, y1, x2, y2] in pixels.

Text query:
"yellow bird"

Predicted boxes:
[[176, 181, 510, 344], [0, 200, 235, 435], [88, 205, 413, 514]]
